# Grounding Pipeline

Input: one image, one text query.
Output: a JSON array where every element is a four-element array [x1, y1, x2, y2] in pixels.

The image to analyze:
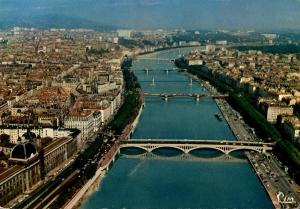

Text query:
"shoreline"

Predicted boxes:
[[63, 166, 105, 209], [121, 95, 144, 140], [246, 152, 281, 209], [63, 78, 144, 209], [65, 100, 145, 208], [216, 97, 281, 208], [182, 68, 280, 208], [64, 145, 121, 209]]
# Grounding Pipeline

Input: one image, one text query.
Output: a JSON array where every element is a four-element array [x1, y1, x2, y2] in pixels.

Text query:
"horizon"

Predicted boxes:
[[0, 0, 300, 31]]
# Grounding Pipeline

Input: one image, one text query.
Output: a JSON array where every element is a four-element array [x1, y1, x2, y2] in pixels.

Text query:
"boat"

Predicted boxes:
[[214, 113, 222, 121]]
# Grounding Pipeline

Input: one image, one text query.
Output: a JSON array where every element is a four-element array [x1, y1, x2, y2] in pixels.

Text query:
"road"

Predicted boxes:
[[215, 98, 300, 208]]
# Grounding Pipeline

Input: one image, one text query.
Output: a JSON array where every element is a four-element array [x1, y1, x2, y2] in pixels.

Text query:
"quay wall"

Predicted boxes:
[[246, 153, 281, 209], [63, 144, 120, 209], [124, 101, 144, 140]]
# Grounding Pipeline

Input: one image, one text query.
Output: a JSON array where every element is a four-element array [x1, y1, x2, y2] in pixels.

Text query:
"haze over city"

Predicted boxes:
[[1, 0, 300, 30]]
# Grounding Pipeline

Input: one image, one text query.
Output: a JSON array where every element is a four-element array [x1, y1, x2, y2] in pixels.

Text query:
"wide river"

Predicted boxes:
[[82, 48, 274, 209]]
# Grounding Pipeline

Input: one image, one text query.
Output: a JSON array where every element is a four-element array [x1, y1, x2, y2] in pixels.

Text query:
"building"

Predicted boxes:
[[93, 111, 102, 132], [64, 110, 96, 143], [0, 129, 80, 207], [117, 30, 132, 39], [187, 59, 203, 66], [216, 40, 227, 45], [205, 45, 216, 53], [260, 101, 293, 123], [0, 126, 77, 144], [262, 34, 277, 39], [282, 116, 300, 143]]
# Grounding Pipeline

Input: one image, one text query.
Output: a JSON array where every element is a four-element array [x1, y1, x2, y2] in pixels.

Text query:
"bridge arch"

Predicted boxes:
[[151, 146, 185, 154], [188, 146, 226, 154], [120, 145, 149, 153], [227, 147, 263, 154]]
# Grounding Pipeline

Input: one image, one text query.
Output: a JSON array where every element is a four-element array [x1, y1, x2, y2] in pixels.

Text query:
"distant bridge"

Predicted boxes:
[[142, 92, 228, 101], [137, 58, 172, 61], [133, 68, 177, 73], [120, 140, 274, 155]]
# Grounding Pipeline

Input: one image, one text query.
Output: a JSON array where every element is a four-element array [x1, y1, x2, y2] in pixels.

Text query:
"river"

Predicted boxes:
[[81, 47, 274, 209]]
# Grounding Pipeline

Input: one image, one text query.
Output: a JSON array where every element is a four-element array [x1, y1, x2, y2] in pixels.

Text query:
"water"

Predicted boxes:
[[82, 47, 274, 209]]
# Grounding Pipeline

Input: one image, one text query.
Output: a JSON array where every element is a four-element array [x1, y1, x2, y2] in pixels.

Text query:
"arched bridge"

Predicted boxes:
[[137, 57, 171, 61], [120, 140, 274, 155], [142, 92, 228, 101]]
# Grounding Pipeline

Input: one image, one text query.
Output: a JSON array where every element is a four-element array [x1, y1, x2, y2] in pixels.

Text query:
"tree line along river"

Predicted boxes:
[[81, 47, 274, 209]]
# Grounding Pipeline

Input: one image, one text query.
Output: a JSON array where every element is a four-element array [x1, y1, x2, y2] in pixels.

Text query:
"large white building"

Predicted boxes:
[[64, 110, 101, 143], [117, 30, 132, 39], [261, 103, 294, 123]]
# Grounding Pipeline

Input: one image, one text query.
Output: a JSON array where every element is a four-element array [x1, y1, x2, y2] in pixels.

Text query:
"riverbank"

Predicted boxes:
[[214, 98, 281, 208], [120, 98, 144, 140], [64, 166, 105, 209], [176, 58, 300, 169], [62, 59, 144, 209], [68, 96, 144, 208], [64, 143, 121, 209], [246, 152, 281, 209], [177, 61, 300, 208]]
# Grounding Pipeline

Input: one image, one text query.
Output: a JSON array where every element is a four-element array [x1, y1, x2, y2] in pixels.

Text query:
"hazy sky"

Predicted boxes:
[[1, 0, 300, 30]]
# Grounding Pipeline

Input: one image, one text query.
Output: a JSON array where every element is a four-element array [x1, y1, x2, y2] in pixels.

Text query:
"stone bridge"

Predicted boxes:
[[120, 139, 274, 155]]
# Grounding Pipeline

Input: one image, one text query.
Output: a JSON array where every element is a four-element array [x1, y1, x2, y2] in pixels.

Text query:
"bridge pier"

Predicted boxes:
[[162, 95, 168, 101]]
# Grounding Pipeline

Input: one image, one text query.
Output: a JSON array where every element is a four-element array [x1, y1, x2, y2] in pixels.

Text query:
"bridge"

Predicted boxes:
[[120, 140, 274, 155], [142, 92, 228, 101], [132, 68, 178, 74], [137, 57, 172, 61]]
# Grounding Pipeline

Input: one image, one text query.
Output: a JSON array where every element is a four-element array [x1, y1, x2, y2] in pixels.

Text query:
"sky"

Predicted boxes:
[[1, 0, 300, 31]]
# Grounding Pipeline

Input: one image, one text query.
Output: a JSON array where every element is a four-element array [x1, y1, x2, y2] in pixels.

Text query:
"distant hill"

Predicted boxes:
[[0, 14, 116, 31]]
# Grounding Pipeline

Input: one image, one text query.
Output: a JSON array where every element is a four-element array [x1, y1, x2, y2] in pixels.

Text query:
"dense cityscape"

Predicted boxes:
[[1, 1, 300, 209]]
